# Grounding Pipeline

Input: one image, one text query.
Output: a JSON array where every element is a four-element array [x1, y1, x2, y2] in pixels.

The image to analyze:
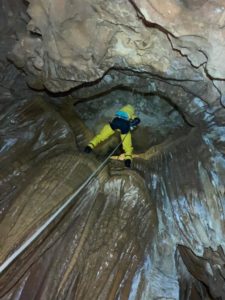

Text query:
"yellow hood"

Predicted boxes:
[[120, 105, 135, 119]]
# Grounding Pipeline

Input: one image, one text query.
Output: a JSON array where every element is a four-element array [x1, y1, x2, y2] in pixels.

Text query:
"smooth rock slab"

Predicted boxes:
[[0, 164, 156, 300]]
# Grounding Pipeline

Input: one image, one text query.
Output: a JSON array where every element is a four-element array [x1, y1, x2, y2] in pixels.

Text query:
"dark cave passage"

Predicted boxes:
[[73, 88, 190, 155]]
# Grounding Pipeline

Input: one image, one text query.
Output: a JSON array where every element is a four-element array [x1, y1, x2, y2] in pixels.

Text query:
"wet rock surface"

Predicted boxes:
[[0, 94, 224, 299], [0, 97, 76, 216], [177, 245, 225, 299], [0, 0, 225, 299]]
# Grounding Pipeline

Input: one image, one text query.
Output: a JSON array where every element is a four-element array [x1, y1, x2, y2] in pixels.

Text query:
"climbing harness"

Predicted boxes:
[[0, 136, 128, 274]]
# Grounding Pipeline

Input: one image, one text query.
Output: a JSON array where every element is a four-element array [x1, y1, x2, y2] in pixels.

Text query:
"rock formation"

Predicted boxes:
[[0, 0, 225, 299]]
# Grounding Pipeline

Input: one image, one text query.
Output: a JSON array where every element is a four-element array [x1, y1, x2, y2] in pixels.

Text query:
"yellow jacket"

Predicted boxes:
[[88, 105, 139, 160]]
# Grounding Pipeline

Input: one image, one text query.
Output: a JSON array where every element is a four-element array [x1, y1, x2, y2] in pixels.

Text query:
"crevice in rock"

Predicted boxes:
[[177, 244, 225, 299], [128, 0, 177, 37], [71, 68, 215, 129]]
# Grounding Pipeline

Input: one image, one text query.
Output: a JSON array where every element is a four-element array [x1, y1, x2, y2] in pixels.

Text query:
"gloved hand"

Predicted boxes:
[[84, 145, 92, 153], [124, 159, 131, 168], [130, 117, 141, 128]]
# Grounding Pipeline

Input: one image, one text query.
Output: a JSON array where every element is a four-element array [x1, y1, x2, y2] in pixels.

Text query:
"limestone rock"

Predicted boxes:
[[178, 245, 225, 299], [8, 0, 218, 97], [1, 0, 225, 299], [0, 97, 76, 216], [131, 0, 225, 79]]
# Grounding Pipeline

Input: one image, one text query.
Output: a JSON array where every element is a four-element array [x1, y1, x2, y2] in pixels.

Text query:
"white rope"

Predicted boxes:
[[0, 139, 125, 274]]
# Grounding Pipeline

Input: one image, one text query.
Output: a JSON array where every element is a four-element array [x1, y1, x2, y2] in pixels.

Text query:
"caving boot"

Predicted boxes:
[[84, 145, 92, 153], [124, 159, 131, 168]]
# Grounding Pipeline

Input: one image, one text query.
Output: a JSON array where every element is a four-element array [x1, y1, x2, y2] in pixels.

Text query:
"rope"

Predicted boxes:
[[0, 136, 127, 274]]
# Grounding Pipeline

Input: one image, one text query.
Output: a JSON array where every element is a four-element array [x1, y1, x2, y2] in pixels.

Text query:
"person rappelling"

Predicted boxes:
[[84, 105, 141, 168]]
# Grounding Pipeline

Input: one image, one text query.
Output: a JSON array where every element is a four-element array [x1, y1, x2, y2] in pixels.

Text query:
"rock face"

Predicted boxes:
[[8, 0, 222, 97], [131, 0, 225, 78], [0, 0, 225, 299], [9, 0, 225, 124]]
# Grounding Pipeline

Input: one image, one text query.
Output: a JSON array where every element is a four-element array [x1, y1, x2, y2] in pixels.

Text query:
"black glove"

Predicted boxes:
[[124, 159, 131, 168], [84, 145, 92, 153], [130, 117, 141, 127]]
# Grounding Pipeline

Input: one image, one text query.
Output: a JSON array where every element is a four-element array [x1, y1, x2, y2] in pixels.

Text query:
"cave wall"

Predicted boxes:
[[9, 0, 225, 128], [0, 0, 28, 95], [0, 0, 225, 299]]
